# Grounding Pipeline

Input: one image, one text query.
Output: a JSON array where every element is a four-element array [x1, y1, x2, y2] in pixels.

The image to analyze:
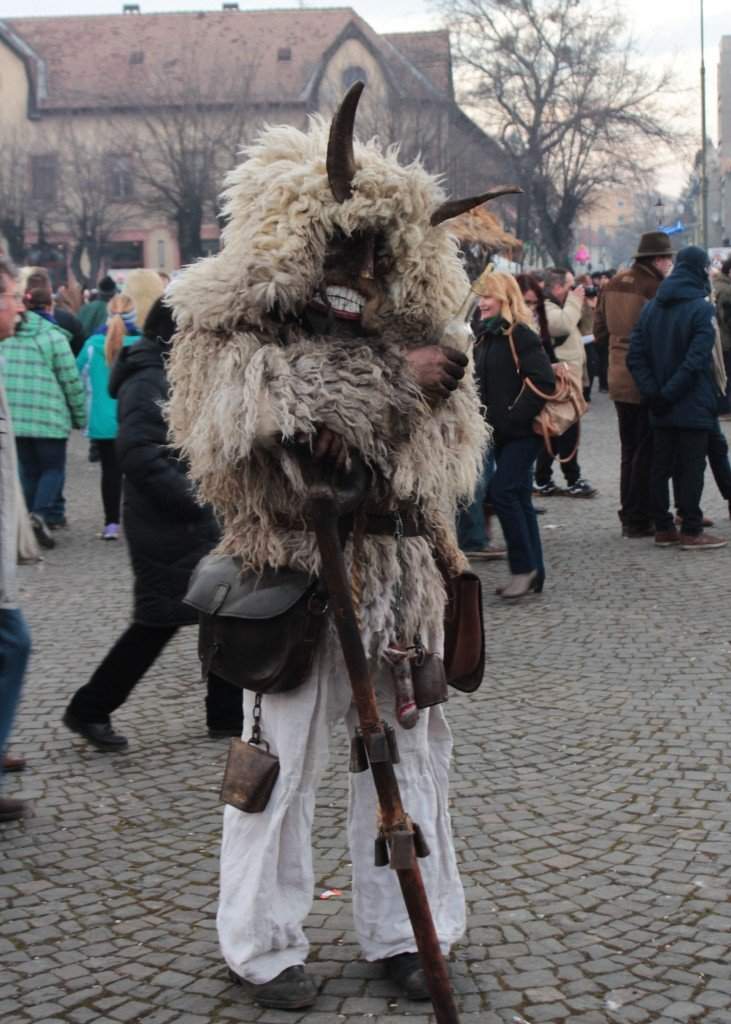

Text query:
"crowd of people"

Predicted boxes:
[[1, 176, 730, 1008], [1, 234, 730, 805]]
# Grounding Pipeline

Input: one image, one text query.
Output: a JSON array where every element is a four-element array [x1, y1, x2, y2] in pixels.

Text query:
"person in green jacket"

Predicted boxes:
[[78, 274, 117, 340], [77, 294, 141, 540], [0, 310, 86, 549]]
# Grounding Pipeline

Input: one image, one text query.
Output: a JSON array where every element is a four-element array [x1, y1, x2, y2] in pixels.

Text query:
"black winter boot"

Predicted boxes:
[[228, 964, 319, 1009]]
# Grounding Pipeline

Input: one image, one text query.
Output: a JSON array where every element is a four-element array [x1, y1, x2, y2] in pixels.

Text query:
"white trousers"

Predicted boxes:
[[217, 639, 466, 984]]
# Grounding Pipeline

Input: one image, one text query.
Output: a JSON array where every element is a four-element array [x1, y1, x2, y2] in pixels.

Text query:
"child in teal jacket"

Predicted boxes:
[[76, 295, 140, 539]]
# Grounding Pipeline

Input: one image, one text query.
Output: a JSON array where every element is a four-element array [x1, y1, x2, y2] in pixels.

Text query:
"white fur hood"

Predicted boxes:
[[169, 119, 470, 335]]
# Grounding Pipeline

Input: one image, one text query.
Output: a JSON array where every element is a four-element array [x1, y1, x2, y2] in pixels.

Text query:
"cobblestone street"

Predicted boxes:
[[3, 392, 731, 1024]]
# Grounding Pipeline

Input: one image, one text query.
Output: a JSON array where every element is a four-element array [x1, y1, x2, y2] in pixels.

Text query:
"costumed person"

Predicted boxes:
[[167, 83, 509, 1011]]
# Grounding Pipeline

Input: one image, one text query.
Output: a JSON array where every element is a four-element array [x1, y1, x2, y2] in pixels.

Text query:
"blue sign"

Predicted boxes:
[[660, 221, 686, 236]]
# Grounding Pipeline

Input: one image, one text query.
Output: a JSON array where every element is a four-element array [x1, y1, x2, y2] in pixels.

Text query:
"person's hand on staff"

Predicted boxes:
[[406, 345, 467, 402]]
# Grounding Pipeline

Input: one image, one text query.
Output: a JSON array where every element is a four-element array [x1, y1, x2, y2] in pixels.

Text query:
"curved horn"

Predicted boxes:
[[327, 80, 364, 203], [430, 185, 523, 227]]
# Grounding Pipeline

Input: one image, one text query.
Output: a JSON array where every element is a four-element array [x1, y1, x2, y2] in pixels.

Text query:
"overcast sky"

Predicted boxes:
[[4, 0, 729, 195]]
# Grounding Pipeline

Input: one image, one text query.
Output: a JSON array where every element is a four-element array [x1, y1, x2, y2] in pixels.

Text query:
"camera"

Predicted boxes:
[[584, 286, 598, 298]]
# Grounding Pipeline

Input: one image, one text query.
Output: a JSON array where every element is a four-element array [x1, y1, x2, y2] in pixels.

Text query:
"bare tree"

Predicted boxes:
[[119, 48, 259, 265], [0, 130, 29, 264], [442, 0, 680, 265], [50, 125, 135, 286]]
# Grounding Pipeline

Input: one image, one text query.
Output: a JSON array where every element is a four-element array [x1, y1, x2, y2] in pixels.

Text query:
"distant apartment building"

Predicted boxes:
[[0, 6, 509, 280]]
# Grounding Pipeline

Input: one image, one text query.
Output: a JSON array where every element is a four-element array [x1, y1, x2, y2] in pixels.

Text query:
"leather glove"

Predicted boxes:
[[648, 394, 673, 417]]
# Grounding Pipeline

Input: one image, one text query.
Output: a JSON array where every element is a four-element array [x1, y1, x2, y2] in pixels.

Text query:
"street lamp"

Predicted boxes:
[[655, 197, 665, 227], [700, 0, 709, 248]]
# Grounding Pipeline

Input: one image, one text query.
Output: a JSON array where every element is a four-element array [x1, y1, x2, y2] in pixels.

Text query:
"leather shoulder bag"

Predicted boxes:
[[507, 327, 588, 463], [184, 553, 328, 694]]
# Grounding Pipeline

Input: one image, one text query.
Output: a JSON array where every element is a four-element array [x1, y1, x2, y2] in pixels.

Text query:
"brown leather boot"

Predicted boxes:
[[679, 532, 727, 550], [3, 753, 26, 773], [0, 798, 28, 822]]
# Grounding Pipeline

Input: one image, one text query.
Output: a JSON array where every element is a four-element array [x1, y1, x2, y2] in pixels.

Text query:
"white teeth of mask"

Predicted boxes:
[[325, 287, 366, 314]]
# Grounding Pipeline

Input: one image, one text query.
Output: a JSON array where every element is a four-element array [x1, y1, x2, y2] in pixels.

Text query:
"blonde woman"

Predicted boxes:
[[473, 272, 555, 598], [76, 294, 141, 539]]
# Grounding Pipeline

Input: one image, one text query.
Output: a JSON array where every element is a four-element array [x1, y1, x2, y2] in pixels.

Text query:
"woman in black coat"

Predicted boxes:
[[63, 298, 243, 750], [474, 273, 555, 599]]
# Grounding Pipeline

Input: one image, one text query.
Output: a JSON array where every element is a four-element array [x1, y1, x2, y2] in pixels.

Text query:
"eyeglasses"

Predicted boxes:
[[524, 299, 538, 308]]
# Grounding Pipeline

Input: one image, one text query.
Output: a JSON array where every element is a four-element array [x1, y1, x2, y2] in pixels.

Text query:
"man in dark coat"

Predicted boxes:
[[627, 245, 726, 551], [594, 232, 673, 537], [63, 298, 243, 750], [714, 256, 731, 415]]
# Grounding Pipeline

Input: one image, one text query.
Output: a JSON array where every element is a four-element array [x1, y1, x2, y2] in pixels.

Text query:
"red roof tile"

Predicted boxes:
[[5, 9, 449, 111]]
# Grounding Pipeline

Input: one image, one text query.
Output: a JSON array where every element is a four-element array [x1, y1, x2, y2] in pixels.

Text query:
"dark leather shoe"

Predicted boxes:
[[228, 965, 318, 1009], [3, 753, 26, 772], [63, 709, 128, 751], [0, 797, 28, 822], [383, 952, 430, 1000]]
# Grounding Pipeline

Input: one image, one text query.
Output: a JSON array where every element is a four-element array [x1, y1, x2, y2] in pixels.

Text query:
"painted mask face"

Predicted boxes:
[[309, 228, 393, 334]]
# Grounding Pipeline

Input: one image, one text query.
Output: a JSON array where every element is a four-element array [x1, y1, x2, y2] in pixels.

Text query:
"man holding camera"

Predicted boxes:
[[593, 232, 673, 536], [534, 268, 597, 498]]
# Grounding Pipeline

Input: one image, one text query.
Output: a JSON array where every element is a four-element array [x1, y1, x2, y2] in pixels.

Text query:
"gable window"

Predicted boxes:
[[342, 65, 367, 90], [31, 154, 58, 203], [105, 153, 134, 200]]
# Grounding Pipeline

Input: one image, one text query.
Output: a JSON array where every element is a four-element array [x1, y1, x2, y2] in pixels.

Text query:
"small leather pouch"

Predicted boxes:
[[411, 651, 448, 709], [220, 737, 280, 813], [443, 571, 485, 693]]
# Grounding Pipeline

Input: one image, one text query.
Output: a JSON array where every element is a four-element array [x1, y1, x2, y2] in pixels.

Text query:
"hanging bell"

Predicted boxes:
[[389, 828, 416, 871], [384, 723, 400, 764], [349, 730, 369, 773], [412, 822, 431, 859], [374, 832, 390, 867]]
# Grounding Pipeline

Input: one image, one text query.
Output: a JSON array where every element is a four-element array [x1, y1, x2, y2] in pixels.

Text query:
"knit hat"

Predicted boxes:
[[97, 274, 117, 299], [633, 232, 674, 260], [674, 245, 710, 283]]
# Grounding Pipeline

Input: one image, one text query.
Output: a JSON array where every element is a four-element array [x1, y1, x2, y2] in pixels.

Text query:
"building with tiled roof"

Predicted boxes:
[[0, 7, 509, 279]]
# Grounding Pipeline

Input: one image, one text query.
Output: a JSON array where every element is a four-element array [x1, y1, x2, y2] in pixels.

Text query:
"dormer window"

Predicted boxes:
[[277, 47, 291, 62], [342, 65, 366, 89]]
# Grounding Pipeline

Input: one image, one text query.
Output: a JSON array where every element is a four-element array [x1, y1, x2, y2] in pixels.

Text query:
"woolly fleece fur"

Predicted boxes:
[[167, 117, 489, 657]]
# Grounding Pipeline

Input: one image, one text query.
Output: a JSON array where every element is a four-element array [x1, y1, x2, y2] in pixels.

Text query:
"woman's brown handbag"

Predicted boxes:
[[184, 554, 328, 694], [442, 571, 485, 693], [507, 328, 587, 463]]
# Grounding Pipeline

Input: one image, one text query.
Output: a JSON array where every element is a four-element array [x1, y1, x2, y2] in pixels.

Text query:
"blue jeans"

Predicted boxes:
[[490, 436, 544, 575], [0, 609, 31, 786], [16, 437, 67, 522], [457, 451, 495, 551]]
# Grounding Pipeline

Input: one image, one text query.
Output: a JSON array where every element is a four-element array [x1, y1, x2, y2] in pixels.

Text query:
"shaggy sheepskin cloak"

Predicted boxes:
[[167, 118, 489, 657]]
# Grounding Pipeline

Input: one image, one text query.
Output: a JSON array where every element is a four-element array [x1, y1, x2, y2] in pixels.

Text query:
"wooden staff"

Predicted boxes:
[[306, 479, 461, 1024]]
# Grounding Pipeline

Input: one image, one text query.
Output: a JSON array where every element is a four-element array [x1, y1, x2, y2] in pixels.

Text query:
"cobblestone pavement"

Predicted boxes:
[[3, 393, 731, 1024]]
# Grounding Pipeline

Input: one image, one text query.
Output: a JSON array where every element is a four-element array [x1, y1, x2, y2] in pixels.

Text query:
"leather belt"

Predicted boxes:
[[275, 505, 426, 538], [364, 509, 425, 537]]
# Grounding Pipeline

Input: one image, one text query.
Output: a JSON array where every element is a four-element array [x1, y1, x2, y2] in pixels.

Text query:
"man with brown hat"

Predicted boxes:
[[594, 232, 674, 536]]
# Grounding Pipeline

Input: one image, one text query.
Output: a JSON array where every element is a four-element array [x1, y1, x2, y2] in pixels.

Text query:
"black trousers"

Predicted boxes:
[[652, 428, 709, 535], [615, 402, 653, 528], [707, 419, 731, 500], [68, 622, 243, 730], [535, 423, 580, 486], [96, 439, 122, 525]]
